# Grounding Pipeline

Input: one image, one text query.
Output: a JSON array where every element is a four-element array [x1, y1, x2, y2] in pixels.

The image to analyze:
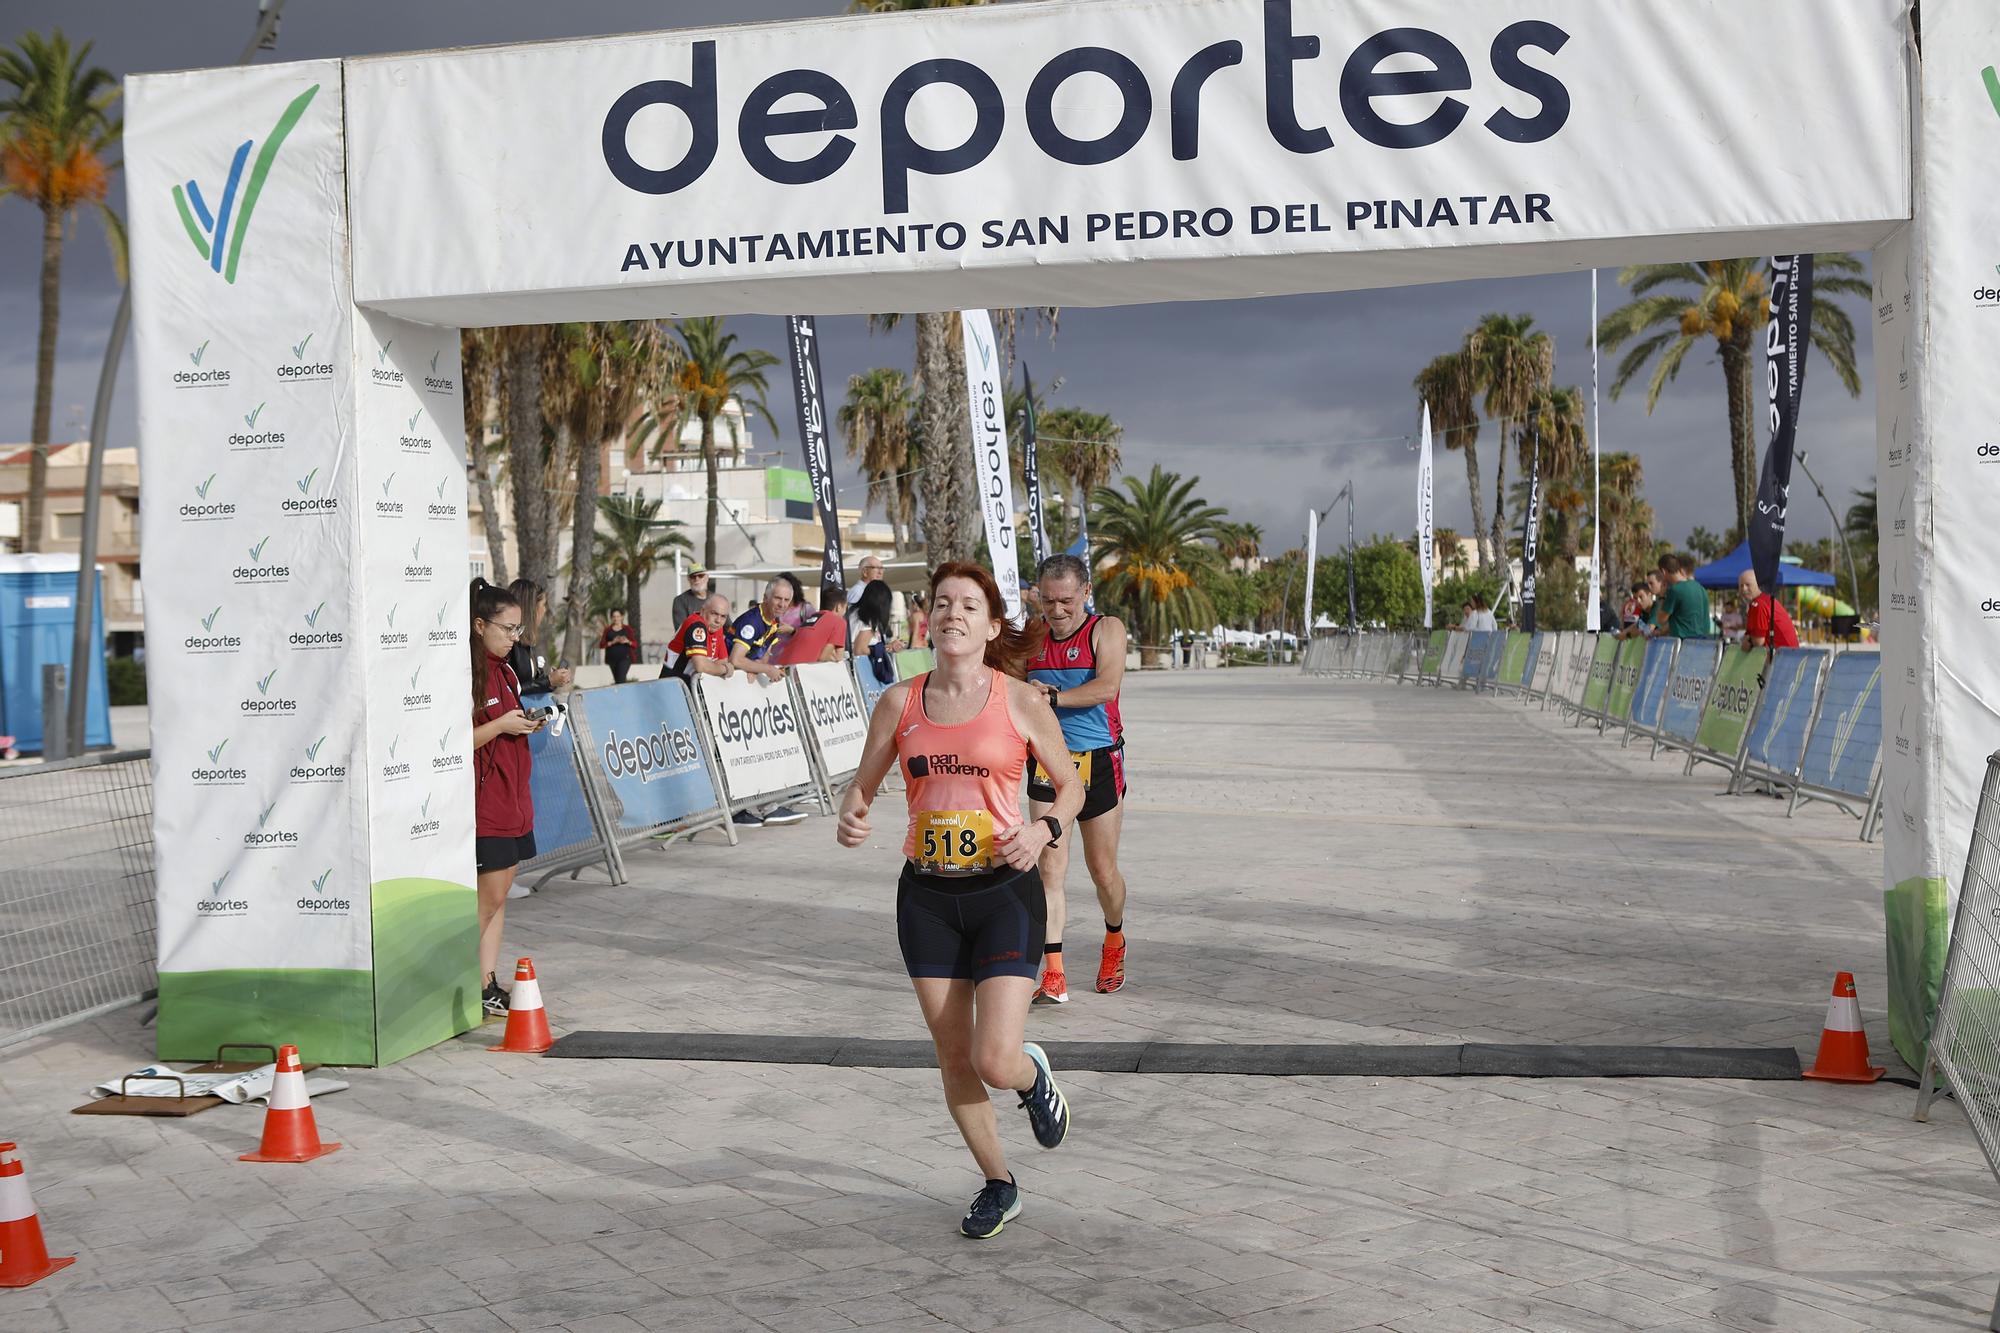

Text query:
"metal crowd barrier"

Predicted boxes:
[[0, 748, 159, 1049], [1916, 752, 2000, 1330], [1295, 632, 1885, 842]]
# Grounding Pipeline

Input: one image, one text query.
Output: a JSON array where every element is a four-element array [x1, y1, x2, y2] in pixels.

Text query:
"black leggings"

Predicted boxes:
[[897, 864, 1045, 984]]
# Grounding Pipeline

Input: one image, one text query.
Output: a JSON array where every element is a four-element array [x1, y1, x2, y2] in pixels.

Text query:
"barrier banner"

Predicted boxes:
[[1605, 638, 1642, 722], [1561, 632, 1594, 707], [1480, 632, 1506, 686], [1693, 645, 1763, 763], [1499, 633, 1532, 689], [1439, 631, 1468, 682], [1580, 634, 1618, 713], [961, 309, 1021, 619], [1527, 632, 1555, 696], [856, 655, 896, 719], [569, 679, 726, 833], [694, 671, 814, 803], [1798, 652, 1884, 801], [893, 647, 935, 680], [1421, 630, 1446, 680], [1459, 630, 1497, 685], [784, 316, 844, 593], [791, 660, 868, 781], [1627, 637, 1678, 734], [1658, 640, 1720, 746], [517, 692, 607, 874], [1741, 647, 1827, 782]]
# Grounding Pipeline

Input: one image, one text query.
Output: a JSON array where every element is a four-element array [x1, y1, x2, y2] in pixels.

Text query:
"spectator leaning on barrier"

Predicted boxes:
[[664, 594, 735, 681], [1738, 570, 1799, 651], [729, 578, 807, 829], [1464, 596, 1498, 632], [671, 566, 710, 632], [1658, 554, 1712, 638], [850, 579, 898, 684], [469, 579, 545, 1017], [778, 585, 852, 666], [597, 609, 639, 684], [1619, 581, 1654, 638]]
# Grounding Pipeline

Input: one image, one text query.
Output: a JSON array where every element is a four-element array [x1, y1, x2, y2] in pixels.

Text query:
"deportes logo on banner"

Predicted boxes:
[[1022, 364, 1050, 567], [573, 680, 719, 832], [785, 315, 844, 593], [695, 672, 814, 802], [1749, 254, 1813, 601], [792, 661, 868, 778]]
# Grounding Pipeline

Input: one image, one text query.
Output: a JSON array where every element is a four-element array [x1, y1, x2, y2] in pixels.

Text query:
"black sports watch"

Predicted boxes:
[[1039, 815, 1062, 845]]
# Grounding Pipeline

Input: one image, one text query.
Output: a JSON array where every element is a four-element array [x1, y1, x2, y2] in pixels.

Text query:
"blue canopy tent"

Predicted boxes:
[[1690, 541, 1837, 590]]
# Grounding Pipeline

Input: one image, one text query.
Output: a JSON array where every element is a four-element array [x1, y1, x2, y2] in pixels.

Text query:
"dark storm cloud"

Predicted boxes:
[[0, 1, 1877, 557]]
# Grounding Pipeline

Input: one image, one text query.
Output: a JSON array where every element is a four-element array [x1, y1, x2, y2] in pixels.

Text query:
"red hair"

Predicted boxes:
[[929, 561, 1045, 680]]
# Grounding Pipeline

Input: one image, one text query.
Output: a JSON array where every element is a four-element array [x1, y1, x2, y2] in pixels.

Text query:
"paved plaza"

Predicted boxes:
[[4, 668, 1999, 1331]]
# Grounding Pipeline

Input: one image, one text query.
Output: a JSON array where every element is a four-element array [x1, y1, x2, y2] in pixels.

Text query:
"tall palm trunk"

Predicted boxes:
[[946, 327, 982, 561], [625, 566, 645, 648], [701, 410, 720, 568], [464, 350, 510, 585], [1489, 449, 1508, 577], [563, 437, 600, 667], [1721, 333, 1756, 535], [1461, 441, 1489, 571], [504, 333, 550, 588], [916, 313, 962, 563], [27, 208, 64, 553]]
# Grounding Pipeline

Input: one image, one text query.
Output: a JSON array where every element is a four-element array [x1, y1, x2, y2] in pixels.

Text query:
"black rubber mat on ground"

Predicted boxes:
[[546, 1032, 1802, 1079]]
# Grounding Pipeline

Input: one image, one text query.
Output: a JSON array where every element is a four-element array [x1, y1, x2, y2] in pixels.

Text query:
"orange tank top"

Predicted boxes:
[[896, 669, 1026, 875]]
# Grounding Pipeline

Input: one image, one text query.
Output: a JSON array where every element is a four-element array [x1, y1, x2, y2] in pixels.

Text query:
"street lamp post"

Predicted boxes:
[[1793, 449, 1861, 613]]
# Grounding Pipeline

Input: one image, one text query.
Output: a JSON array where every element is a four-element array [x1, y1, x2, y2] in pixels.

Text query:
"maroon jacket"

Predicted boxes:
[[474, 653, 534, 838]]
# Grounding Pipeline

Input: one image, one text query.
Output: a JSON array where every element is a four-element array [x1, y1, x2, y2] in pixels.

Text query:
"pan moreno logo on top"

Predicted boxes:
[[171, 85, 319, 284]]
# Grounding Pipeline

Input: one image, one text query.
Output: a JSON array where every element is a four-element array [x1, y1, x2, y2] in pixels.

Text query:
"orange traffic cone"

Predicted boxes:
[[240, 1045, 342, 1162], [0, 1143, 75, 1287], [1802, 972, 1886, 1083], [490, 957, 552, 1053]]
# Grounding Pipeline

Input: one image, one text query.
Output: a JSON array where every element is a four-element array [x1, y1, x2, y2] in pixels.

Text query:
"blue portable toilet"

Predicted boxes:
[[0, 555, 114, 753]]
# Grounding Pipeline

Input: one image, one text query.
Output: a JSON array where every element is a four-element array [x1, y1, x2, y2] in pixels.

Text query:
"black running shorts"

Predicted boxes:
[[1027, 745, 1126, 822], [897, 864, 1046, 984], [475, 832, 537, 873]]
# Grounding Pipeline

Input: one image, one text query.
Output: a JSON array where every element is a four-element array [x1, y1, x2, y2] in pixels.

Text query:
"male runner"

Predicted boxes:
[[1024, 553, 1130, 1003]]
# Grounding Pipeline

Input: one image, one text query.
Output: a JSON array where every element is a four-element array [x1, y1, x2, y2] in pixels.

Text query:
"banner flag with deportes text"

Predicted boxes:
[[1750, 254, 1814, 603], [785, 315, 843, 593], [1021, 363, 1050, 567], [1519, 434, 1541, 634], [960, 308, 1021, 619], [1419, 404, 1434, 629]]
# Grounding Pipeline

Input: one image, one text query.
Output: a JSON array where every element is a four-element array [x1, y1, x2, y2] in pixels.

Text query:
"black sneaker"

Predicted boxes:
[[960, 1176, 1021, 1239], [731, 809, 765, 829], [1019, 1042, 1070, 1149], [761, 805, 807, 826], [481, 980, 510, 1017]]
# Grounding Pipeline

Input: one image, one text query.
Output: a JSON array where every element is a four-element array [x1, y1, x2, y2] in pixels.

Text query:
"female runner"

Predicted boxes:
[[837, 562, 1084, 1238]]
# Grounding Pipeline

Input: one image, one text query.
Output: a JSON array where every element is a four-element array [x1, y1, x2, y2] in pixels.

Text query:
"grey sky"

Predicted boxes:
[[2, 0, 1879, 558]]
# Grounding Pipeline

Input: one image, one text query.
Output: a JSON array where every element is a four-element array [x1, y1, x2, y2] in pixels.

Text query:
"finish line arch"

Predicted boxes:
[[120, 0, 1977, 1066]]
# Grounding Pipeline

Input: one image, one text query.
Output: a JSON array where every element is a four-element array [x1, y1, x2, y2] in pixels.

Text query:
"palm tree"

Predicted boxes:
[[1039, 407, 1123, 543], [1844, 485, 1879, 613], [1597, 255, 1868, 533], [459, 328, 510, 585], [1434, 526, 1469, 576], [1091, 465, 1226, 658], [1591, 451, 1654, 596], [838, 367, 918, 550], [1213, 520, 1264, 569], [670, 316, 780, 568], [1413, 349, 1487, 569], [595, 490, 689, 648], [0, 31, 123, 553], [495, 325, 555, 589], [1516, 383, 1589, 558], [1467, 313, 1554, 568]]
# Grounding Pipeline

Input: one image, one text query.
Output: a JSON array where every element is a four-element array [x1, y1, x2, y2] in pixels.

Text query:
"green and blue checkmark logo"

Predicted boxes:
[[378, 338, 393, 364], [382, 472, 396, 497], [407, 409, 423, 431], [292, 332, 313, 360], [243, 402, 265, 429], [313, 868, 333, 893], [190, 339, 210, 367], [195, 474, 217, 500], [202, 606, 222, 632], [248, 535, 270, 562], [257, 800, 277, 829], [172, 84, 319, 284], [207, 738, 229, 765], [296, 467, 318, 495], [1984, 65, 2000, 119], [257, 668, 278, 695], [304, 602, 326, 628], [305, 736, 326, 762]]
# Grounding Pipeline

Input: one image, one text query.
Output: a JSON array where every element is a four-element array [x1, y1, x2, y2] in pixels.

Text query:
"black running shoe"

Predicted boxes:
[[960, 1176, 1021, 1239], [481, 980, 510, 1017], [1019, 1042, 1070, 1149]]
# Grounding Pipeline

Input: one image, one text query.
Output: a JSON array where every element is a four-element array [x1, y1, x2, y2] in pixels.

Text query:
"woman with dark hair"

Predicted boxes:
[[470, 579, 544, 1015], [850, 578, 897, 681], [505, 578, 573, 696], [837, 562, 1084, 1238]]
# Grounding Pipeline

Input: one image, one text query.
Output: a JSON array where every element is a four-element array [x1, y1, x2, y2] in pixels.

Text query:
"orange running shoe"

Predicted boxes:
[[1032, 966, 1069, 1005], [1096, 935, 1126, 993]]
